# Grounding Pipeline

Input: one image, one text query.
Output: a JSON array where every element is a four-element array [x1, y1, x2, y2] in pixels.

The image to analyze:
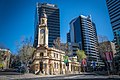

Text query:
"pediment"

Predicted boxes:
[[36, 45, 48, 50]]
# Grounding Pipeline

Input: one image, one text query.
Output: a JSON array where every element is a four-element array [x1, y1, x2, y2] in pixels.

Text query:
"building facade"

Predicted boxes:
[[99, 41, 116, 61], [67, 42, 80, 56], [34, 3, 60, 48], [31, 8, 80, 75], [31, 47, 80, 75], [0, 48, 11, 69], [106, 0, 120, 54], [110, 42, 116, 57], [98, 41, 116, 71], [67, 15, 102, 66], [67, 32, 71, 42]]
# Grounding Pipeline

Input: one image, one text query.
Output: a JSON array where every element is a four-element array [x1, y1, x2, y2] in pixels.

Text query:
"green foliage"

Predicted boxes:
[[0, 51, 5, 61], [0, 63, 4, 68], [76, 49, 86, 61], [0, 51, 5, 68]]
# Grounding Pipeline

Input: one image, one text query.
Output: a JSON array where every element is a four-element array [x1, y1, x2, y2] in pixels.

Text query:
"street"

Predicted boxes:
[[0, 71, 120, 80]]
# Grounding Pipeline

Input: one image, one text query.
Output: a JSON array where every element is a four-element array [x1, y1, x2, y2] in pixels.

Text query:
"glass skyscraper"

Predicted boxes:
[[106, 0, 120, 54], [67, 15, 103, 66], [34, 3, 60, 48]]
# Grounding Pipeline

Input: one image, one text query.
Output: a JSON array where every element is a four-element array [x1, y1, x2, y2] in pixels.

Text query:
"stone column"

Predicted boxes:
[[37, 28, 41, 47], [46, 63, 49, 75]]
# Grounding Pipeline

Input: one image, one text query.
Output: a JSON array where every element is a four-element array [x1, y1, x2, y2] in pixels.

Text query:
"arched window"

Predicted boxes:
[[40, 52, 43, 57], [54, 62, 56, 68], [54, 53, 56, 58], [57, 63, 58, 69]]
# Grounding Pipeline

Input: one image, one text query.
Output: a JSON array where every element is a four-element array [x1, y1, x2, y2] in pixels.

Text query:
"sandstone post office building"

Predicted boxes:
[[31, 9, 80, 75]]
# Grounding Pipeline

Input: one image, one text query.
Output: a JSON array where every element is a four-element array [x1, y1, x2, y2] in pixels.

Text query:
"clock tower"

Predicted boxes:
[[37, 9, 48, 47]]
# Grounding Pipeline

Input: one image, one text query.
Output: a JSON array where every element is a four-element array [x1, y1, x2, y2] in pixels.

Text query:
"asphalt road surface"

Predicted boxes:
[[0, 71, 120, 80], [22, 74, 120, 80]]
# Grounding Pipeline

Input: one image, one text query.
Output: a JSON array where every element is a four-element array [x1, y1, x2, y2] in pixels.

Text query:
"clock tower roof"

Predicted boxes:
[[41, 9, 47, 18]]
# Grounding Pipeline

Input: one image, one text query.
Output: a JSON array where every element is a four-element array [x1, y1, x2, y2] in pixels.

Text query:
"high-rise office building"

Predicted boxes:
[[67, 15, 103, 66], [67, 32, 71, 42], [34, 3, 60, 48], [106, 0, 120, 54]]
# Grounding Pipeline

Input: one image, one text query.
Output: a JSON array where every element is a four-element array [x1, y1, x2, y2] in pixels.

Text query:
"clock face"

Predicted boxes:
[[40, 29, 45, 34]]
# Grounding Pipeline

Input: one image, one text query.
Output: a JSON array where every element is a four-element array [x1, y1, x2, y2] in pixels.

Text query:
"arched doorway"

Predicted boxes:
[[40, 61, 43, 73], [40, 52, 43, 57], [39, 52, 44, 73]]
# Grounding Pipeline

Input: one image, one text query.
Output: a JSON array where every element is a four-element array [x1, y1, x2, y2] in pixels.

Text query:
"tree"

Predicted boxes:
[[76, 49, 86, 61], [97, 35, 111, 61], [76, 49, 86, 72], [16, 36, 35, 68], [98, 35, 113, 74], [53, 37, 61, 49], [10, 54, 20, 68], [53, 37, 71, 55], [98, 35, 108, 43], [0, 51, 4, 61], [0, 51, 5, 68], [0, 49, 10, 69]]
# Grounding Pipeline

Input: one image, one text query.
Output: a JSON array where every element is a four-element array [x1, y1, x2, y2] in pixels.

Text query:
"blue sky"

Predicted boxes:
[[0, 0, 113, 53]]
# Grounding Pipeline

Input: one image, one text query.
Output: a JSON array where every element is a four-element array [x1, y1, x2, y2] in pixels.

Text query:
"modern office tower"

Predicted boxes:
[[34, 3, 60, 48], [67, 15, 102, 66], [67, 32, 71, 42], [106, 0, 120, 54]]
